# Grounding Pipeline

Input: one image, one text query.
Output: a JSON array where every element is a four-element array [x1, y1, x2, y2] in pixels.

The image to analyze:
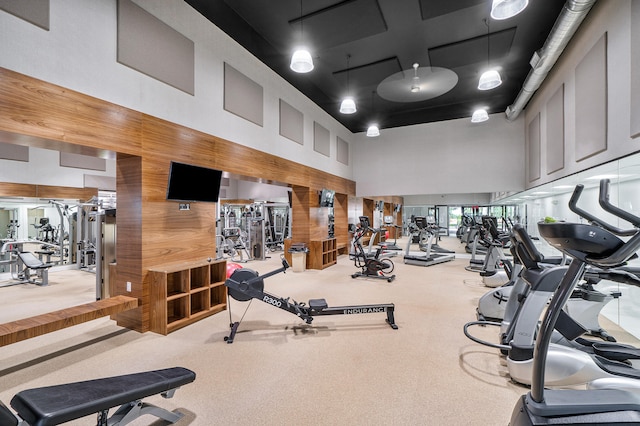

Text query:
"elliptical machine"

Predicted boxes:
[[510, 179, 640, 425], [351, 216, 395, 282]]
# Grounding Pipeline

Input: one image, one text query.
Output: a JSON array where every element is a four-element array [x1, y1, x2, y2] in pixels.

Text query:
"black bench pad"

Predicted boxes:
[[0, 400, 17, 426], [10, 367, 195, 426]]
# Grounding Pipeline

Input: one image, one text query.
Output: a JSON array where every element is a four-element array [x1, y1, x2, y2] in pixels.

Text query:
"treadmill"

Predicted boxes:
[[404, 216, 455, 267]]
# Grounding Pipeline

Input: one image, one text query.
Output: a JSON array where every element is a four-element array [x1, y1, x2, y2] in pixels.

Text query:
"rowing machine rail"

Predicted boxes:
[[224, 258, 398, 343]]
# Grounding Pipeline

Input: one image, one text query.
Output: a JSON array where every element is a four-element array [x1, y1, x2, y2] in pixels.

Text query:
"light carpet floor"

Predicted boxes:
[[0, 236, 634, 425]]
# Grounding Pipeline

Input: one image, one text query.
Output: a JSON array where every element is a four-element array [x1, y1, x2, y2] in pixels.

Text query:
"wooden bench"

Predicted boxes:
[[0, 295, 138, 347], [336, 242, 348, 255]]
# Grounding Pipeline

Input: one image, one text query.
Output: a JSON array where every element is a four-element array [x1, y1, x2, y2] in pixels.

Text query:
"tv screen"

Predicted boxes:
[[320, 189, 335, 207], [166, 161, 222, 203]]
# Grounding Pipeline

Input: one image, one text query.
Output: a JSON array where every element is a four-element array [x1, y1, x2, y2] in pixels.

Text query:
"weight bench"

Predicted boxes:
[[0, 366, 195, 426], [16, 251, 53, 286]]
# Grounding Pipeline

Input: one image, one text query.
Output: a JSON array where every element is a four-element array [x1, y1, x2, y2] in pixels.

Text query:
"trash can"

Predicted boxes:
[[288, 243, 308, 273]]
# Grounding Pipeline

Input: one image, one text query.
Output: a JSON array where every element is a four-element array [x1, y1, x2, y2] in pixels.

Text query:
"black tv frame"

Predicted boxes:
[[166, 161, 222, 203]]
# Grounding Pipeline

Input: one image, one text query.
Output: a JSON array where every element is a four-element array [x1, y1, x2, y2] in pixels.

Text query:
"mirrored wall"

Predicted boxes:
[[497, 153, 640, 339]]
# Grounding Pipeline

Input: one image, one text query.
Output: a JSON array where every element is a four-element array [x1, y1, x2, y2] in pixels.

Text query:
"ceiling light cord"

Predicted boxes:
[[478, 17, 502, 90], [290, 0, 314, 73], [367, 90, 379, 137], [340, 54, 356, 114]]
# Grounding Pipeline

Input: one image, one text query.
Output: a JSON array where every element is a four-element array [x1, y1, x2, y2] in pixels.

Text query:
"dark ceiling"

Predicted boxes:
[[185, 0, 567, 133]]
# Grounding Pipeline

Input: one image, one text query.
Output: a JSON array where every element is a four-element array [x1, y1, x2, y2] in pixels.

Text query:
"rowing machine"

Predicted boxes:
[[223, 258, 398, 343]]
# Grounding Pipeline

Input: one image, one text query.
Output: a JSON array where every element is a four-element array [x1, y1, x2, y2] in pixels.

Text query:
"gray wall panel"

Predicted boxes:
[[224, 63, 264, 126], [0, 143, 29, 162], [0, 0, 49, 30], [337, 136, 348, 165], [279, 99, 303, 144], [60, 152, 107, 171], [117, 0, 195, 94], [84, 174, 116, 191], [528, 114, 540, 183], [314, 122, 330, 157], [546, 84, 565, 174], [575, 33, 607, 161]]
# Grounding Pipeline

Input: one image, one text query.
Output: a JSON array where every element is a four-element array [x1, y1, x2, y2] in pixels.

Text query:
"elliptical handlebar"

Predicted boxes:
[[512, 224, 543, 263], [579, 179, 640, 267], [569, 181, 638, 236], [599, 179, 640, 230]]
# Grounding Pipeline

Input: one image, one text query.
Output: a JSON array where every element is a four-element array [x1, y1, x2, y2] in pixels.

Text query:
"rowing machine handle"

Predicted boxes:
[[599, 179, 640, 231], [241, 257, 289, 286], [568, 183, 636, 236]]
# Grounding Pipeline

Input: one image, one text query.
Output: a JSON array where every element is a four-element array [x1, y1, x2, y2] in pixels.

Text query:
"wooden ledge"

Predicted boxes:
[[0, 295, 138, 347]]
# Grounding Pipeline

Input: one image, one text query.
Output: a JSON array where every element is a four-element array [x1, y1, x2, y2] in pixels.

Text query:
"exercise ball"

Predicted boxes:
[[226, 262, 243, 278]]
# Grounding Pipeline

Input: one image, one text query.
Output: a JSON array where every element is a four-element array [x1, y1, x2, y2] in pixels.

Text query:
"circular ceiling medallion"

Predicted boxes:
[[377, 66, 458, 103]]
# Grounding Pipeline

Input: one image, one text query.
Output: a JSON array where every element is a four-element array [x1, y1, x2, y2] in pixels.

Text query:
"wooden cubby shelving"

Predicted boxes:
[[149, 259, 227, 335], [309, 238, 337, 270]]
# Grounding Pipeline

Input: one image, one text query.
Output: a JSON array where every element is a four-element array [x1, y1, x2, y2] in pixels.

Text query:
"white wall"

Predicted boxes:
[[523, 0, 639, 189], [0, 146, 116, 189], [353, 113, 525, 197], [0, 0, 353, 181]]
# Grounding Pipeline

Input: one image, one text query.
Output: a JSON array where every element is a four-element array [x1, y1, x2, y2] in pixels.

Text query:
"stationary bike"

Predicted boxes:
[[351, 216, 396, 282]]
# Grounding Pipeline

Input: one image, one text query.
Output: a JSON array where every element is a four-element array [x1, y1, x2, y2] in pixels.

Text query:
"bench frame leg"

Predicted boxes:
[[99, 398, 184, 425]]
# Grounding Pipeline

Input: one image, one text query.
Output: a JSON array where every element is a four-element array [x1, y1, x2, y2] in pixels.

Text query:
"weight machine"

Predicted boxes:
[[224, 257, 398, 343]]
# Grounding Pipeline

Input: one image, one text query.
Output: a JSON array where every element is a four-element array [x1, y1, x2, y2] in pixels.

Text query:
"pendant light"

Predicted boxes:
[[340, 54, 357, 114], [471, 108, 489, 123], [491, 0, 528, 20], [290, 0, 314, 73], [478, 18, 502, 91], [366, 91, 380, 137]]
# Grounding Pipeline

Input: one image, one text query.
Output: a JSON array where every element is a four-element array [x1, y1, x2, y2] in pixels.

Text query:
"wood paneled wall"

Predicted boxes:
[[0, 182, 97, 200], [0, 67, 356, 333]]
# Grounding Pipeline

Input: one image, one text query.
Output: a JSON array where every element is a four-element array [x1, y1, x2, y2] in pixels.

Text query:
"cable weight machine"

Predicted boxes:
[[224, 257, 398, 343]]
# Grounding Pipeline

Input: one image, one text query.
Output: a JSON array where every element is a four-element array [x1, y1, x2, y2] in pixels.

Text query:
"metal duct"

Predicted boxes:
[[505, 0, 597, 120]]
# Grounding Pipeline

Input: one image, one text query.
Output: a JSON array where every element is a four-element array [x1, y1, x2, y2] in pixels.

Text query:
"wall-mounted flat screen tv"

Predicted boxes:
[[319, 189, 335, 207], [166, 161, 222, 203]]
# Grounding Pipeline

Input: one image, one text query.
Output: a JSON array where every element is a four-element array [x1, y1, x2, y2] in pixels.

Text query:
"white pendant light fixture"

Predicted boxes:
[[290, 0, 314, 73], [366, 91, 380, 137], [340, 97, 356, 114], [471, 108, 489, 123], [291, 49, 314, 73], [340, 54, 357, 114], [478, 69, 502, 90], [478, 18, 502, 91], [491, 0, 529, 20], [366, 124, 380, 137]]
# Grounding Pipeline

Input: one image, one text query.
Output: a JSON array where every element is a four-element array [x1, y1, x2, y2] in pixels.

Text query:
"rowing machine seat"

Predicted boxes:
[[309, 298, 328, 311], [10, 367, 195, 426]]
